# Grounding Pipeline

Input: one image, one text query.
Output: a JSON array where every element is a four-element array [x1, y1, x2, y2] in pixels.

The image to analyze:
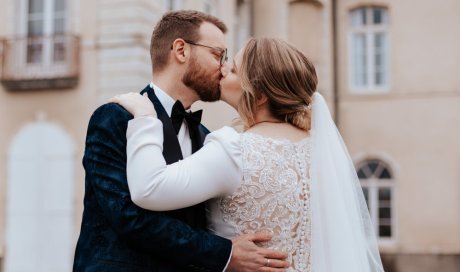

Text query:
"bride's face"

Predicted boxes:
[[219, 47, 244, 109]]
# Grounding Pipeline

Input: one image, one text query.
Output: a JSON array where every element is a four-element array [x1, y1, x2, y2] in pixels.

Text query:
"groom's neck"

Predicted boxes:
[[152, 72, 198, 109]]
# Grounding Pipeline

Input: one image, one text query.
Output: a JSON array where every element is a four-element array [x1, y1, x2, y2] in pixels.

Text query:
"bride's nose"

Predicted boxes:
[[220, 63, 229, 77]]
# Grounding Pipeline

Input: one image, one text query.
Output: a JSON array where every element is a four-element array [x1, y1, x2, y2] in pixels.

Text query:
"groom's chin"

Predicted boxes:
[[199, 89, 221, 102]]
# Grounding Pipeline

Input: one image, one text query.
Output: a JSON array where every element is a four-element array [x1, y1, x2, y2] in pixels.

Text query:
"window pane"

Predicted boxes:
[[28, 20, 44, 36], [53, 40, 66, 62], [27, 41, 43, 63], [54, 18, 65, 33], [362, 187, 370, 211], [352, 33, 367, 87], [376, 72, 383, 85], [358, 168, 367, 179], [29, 0, 44, 14], [379, 188, 391, 201], [368, 161, 379, 175], [54, 0, 66, 12], [379, 168, 392, 179], [379, 207, 391, 218], [374, 33, 386, 86], [373, 7, 385, 24], [379, 225, 392, 237], [362, 188, 369, 201], [351, 9, 366, 26], [169, 0, 184, 10]]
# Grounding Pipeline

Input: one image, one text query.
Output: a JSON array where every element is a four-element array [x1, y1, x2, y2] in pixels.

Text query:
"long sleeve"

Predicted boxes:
[[126, 116, 242, 211]]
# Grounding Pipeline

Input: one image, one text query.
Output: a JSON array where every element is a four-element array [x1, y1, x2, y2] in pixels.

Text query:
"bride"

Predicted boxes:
[[111, 37, 384, 272]]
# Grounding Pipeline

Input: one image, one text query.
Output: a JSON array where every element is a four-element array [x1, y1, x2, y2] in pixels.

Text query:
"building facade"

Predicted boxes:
[[0, 0, 458, 271]]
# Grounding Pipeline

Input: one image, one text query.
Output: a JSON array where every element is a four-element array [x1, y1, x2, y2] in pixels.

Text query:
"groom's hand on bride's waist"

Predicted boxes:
[[226, 232, 290, 272]]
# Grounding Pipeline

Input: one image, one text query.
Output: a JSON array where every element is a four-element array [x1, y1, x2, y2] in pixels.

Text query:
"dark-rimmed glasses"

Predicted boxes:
[[184, 40, 228, 66]]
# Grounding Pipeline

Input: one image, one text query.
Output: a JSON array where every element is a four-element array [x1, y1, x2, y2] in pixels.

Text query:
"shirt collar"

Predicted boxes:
[[150, 82, 175, 117]]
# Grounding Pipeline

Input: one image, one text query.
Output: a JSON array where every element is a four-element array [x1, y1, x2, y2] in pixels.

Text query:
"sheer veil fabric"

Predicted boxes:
[[310, 93, 385, 272]]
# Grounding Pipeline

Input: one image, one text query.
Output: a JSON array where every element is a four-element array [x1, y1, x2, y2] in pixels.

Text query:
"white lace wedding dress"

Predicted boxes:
[[126, 118, 312, 271], [206, 133, 312, 271]]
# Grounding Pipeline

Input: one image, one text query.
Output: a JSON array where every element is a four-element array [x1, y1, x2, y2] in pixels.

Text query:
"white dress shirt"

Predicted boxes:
[[148, 83, 233, 270], [150, 82, 192, 158]]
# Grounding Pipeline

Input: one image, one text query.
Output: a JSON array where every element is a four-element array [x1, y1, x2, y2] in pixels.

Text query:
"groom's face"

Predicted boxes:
[[182, 22, 227, 102]]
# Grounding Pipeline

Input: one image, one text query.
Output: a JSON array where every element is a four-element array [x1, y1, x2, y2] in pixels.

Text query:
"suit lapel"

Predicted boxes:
[[140, 85, 184, 164]]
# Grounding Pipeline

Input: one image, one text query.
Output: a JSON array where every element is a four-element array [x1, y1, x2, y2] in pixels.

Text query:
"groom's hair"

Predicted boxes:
[[150, 10, 227, 73]]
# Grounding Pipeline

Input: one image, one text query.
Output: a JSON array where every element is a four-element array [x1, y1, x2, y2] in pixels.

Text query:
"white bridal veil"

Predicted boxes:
[[310, 93, 385, 272]]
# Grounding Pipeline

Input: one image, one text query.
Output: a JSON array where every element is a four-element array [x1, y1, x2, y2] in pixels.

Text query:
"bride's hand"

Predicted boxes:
[[109, 92, 157, 118]]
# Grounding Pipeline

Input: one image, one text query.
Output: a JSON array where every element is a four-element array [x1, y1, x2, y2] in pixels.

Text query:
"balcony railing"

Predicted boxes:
[[0, 34, 80, 90]]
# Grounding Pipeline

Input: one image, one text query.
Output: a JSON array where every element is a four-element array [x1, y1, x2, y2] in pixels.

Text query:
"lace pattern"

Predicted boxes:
[[219, 133, 312, 271]]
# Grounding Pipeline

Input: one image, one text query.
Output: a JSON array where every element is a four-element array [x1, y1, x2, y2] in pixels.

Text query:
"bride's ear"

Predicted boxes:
[[256, 93, 269, 107]]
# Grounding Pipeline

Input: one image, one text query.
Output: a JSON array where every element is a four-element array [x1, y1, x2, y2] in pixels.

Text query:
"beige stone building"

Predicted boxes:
[[0, 0, 458, 271]]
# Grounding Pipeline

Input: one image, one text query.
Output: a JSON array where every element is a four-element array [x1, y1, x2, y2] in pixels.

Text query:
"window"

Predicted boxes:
[[204, 0, 218, 15], [166, 0, 184, 11], [357, 159, 394, 238], [349, 7, 389, 92], [235, 0, 252, 51], [26, 0, 67, 64]]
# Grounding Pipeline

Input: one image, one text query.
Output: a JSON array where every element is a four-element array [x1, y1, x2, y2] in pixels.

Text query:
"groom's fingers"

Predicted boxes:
[[262, 259, 290, 268], [246, 232, 272, 242], [263, 249, 288, 260]]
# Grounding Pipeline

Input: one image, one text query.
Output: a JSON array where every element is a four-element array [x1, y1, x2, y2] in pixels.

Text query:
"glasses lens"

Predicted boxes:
[[220, 49, 228, 66]]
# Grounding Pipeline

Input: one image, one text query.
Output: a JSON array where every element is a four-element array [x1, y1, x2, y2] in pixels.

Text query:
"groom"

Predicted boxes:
[[73, 10, 288, 272]]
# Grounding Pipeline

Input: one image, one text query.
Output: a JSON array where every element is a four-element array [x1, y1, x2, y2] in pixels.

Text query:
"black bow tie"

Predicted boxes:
[[171, 100, 203, 137]]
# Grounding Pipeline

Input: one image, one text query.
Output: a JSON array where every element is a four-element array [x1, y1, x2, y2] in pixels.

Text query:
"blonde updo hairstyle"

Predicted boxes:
[[238, 37, 318, 131]]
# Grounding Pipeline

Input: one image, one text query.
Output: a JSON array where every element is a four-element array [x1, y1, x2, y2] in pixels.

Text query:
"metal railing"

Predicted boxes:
[[1, 34, 80, 89]]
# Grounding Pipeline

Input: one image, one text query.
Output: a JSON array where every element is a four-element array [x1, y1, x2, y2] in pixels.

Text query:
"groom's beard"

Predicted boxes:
[[182, 56, 221, 102]]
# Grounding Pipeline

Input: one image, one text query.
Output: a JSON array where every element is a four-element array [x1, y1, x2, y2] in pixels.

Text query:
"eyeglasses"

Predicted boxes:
[[184, 40, 228, 66]]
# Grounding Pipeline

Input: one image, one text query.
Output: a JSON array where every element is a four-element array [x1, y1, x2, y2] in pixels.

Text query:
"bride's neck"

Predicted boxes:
[[252, 106, 282, 125]]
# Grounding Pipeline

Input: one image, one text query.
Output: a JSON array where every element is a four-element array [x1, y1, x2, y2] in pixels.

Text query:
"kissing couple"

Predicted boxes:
[[74, 10, 384, 272]]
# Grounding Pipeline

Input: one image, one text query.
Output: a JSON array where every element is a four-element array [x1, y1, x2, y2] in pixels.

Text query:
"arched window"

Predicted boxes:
[[357, 159, 394, 238], [349, 6, 389, 92]]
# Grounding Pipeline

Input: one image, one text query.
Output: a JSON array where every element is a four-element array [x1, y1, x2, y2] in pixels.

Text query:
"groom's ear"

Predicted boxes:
[[171, 38, 188, 64]]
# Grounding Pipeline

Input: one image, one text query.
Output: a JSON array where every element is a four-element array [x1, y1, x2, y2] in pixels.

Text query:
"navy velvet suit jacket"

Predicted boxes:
[[73, 85, 232, 272]]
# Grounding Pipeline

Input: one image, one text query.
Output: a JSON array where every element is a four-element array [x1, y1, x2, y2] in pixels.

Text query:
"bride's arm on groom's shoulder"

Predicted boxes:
[[126, 118, 242, 211]]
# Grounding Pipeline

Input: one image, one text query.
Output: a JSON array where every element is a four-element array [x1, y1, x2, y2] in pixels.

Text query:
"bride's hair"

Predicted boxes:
[[238, 37, 318, 131]]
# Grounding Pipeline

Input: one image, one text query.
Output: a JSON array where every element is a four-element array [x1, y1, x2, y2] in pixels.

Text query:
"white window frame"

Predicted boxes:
[[357, 159, 396, 245], [348, 6, 390, 94], [16, 0, 69, 74]]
